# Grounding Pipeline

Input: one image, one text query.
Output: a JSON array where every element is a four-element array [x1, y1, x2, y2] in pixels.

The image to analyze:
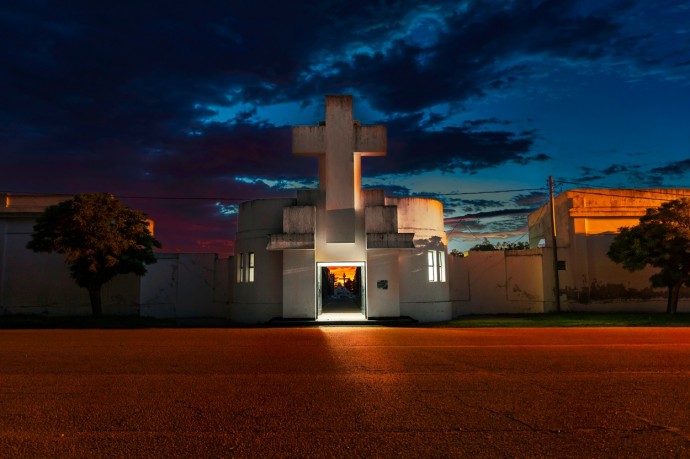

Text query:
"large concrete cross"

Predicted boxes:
[[292, 95, 386, 242]]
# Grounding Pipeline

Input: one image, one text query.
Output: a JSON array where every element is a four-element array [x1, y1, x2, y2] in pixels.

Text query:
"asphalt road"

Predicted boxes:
[[1, 327, 689, 458]]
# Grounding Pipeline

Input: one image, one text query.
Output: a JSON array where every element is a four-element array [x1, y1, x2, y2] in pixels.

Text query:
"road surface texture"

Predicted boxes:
[[1, 327, 689, 458]]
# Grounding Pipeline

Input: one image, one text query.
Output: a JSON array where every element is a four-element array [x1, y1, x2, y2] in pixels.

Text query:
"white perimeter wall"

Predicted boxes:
[[449, 249, 546, 315], [557, 233, 690, 313], [140, 253, 230, 318], [1, 218, 139, 315], [448, 247, 690, 315]]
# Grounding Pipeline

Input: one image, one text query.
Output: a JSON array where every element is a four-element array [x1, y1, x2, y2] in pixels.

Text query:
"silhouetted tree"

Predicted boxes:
[[27, 193, 161, 316], [608, 198, 690, 315], [498, 241, 529, 250], [469, 238, 530, 251], [469, 238, 495, 251]]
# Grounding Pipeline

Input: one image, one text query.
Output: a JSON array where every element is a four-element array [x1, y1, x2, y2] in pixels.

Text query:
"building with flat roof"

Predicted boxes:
[[528, 188, 690, 311]]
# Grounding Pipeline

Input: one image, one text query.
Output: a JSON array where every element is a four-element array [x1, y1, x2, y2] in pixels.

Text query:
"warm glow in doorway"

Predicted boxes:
[[327, 266, 357, 285]]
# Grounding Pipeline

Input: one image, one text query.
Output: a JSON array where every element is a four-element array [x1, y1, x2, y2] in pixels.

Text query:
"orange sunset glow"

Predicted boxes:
[[326, 266, 357, 284]]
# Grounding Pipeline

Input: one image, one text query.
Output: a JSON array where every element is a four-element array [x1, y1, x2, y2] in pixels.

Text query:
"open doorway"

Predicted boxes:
[[317, 262, 366, 320]]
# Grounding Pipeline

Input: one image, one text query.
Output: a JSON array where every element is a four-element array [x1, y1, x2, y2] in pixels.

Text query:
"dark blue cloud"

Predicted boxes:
[[286, 0, 646, 114], [0, 0, 660, 181], [513, 191, 548, 207], [0, 0, 686, 253], [568, 158, 690, 188], [650, 158, 690, 176], [363, 112, 542, 176]]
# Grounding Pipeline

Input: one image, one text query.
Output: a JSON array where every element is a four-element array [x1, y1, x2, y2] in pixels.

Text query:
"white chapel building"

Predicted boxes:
[[232, 95, 451, 323]]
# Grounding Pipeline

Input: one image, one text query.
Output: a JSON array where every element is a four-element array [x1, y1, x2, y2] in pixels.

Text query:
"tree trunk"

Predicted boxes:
[[667, 282, 682, 316], [87, 285, 103, 317]]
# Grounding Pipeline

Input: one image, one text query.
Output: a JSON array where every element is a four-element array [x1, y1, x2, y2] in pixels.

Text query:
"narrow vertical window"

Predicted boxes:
[[427, 250, 446, 283], [438, 251, 446, 282], [238, 252, 246, 283], [248, 252, 255, 283], [428, 250, 437, 282]]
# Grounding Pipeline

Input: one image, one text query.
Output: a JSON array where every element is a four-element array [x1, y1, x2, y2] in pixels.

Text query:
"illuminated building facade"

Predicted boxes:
[[232, 95, 451, 322], [528, 188, 690, 311]]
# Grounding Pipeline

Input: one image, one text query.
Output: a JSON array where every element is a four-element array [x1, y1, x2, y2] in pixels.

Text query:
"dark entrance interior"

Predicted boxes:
[[320, 266, 362, 314]]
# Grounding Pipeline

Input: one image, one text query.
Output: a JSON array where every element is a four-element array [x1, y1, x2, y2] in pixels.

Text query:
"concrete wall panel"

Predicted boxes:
[[366, 249, 400, 318], [2, 221, 139, 316], [559, 233, 690, 312], [231, 302, 282, 323], [449, 250, 546, 315], [283, 206, 315, 234], [283, 250, 315, 319], [238, 199, 294, 235], [140, 254, 177, 317], [364, 206, 398, 233], [140, 253, 230, 318], [398, 247, 451, 322], [176, 254, 216, 317], [400, 301, 452, 322]]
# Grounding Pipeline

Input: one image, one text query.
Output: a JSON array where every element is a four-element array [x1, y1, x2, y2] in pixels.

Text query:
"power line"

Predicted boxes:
[[418, 187, 546, 197], [3, 186, 548, 202], [118, 195, 259, 201], [11, 181, 690, 203], [1, 190, 288, 202], [446, 215, 484, 239]]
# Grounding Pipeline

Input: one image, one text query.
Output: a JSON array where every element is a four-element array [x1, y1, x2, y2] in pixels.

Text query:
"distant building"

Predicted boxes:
[[233, 95, 451, 322], [528, 188, 690, 311]]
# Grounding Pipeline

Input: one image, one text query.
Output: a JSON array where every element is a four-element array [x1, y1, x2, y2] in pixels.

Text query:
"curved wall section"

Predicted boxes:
[[387, 197, 452, 322], [233, 198, 294, 322]]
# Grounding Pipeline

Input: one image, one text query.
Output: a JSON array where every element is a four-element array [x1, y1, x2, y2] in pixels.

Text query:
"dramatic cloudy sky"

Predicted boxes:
[[2, 0, 689, 255]]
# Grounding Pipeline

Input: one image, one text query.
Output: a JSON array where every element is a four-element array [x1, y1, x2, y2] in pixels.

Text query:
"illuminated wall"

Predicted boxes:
[[449, 249, 546, 315], [528, 188, 690, 312], [236, 95, 452, 323]]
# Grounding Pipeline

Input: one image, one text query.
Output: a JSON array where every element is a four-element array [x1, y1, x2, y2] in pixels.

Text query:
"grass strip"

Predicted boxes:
[[1, 312, 689, 328], [435, 312, 690, 327]]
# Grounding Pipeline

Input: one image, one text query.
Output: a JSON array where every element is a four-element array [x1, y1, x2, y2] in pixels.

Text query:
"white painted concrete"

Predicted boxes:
[[140, 253, 230, 318], [317, 312, 366, 321], [234, 95, 452, 323], [366, 250, 400, 318], [449, 250, 546, 315], [283, 250, 316, 319]]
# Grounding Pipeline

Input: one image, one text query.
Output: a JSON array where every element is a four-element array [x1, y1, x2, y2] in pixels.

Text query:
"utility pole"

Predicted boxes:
[[548, 176, 561, 312]]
